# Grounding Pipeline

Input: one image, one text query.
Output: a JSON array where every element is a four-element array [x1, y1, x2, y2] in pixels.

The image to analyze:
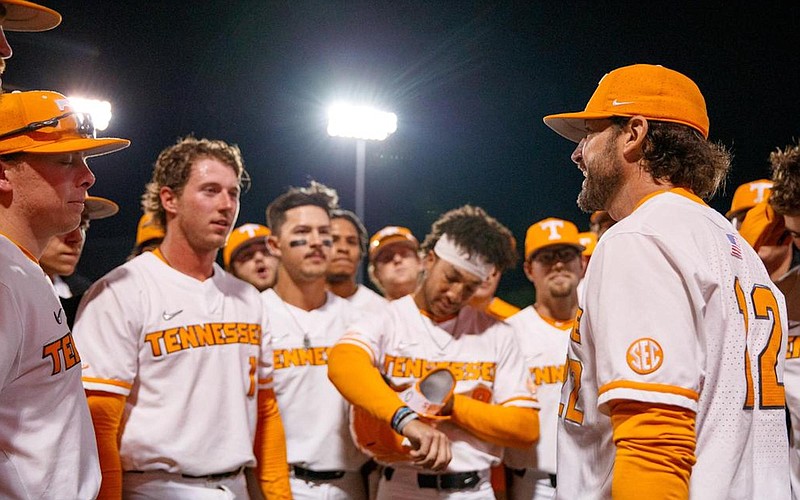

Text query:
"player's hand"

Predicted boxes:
[[400, 419, 452, 471]]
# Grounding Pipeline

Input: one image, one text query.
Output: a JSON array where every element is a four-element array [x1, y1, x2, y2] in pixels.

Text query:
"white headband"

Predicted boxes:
[[433, 233, 495, 281]]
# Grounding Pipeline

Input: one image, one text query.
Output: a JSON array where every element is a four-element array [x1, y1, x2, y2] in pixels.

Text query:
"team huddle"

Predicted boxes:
[[0, 1, 798, 500]]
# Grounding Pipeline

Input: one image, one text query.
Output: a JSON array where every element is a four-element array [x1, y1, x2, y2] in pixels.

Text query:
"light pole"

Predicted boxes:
[[327, 103, 397, 223]]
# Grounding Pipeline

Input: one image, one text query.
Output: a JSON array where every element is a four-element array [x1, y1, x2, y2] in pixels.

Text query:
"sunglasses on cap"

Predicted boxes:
[[0, 111, 96, 142], [531, 246, 580, 266]]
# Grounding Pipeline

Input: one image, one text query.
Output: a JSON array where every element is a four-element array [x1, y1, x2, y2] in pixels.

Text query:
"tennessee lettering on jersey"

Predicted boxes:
[[383, 354, 496, 382], [529, 363, 566, 386], [788, 335, 800, 360], [143, 322, 261, 357], [274, 345, 332, 369], [42, 331, 82, 375]]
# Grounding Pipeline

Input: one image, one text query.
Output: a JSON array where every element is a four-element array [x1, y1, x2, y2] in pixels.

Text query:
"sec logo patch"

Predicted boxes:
[[626, 338, 663, 374]]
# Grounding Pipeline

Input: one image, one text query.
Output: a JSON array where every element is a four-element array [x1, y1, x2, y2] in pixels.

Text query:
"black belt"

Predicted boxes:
[[128, 467, 244, 481], [509, 468, 556, 488], [383, 467, 481, 490], [292, 465, 346, 481]]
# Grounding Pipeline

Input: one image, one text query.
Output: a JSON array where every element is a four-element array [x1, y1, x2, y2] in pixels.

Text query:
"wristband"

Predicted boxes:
[[391, 406, 419, 433]]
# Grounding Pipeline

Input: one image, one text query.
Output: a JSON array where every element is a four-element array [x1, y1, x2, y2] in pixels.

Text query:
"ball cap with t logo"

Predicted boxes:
[[223, 223, 272, 269], [0, 90, 130, 157], [2, 0, 61, 32], [525, 217, 584, 260], [543, 64, 709, 143]]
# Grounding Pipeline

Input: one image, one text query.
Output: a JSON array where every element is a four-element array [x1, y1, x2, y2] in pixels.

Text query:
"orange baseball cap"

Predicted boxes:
[[525, 217, 584, 260], [0, 91, 130, 157], [84, 195, 118, 220], [726, 179, 773, 218], [135, 212, 165, 246], [369, 226, 419, 262], [2, 0, 61, 32], [578, 231, 597, 257], [543, 64, 709, 143], [223, 223, 271, 269]]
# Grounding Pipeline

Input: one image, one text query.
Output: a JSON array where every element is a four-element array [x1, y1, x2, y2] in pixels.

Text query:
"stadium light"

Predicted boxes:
[[67, 96, 113, 131]]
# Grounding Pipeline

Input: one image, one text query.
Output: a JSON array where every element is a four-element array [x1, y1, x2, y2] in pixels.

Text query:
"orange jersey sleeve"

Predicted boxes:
[[86, 390, 126, 500], [254, 388, 291, 499], [451, 394, 539, 448]]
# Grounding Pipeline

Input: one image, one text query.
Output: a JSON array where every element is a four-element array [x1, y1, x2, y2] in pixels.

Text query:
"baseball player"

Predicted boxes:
[[368, 226, 423, 300], [129, 211, 165, 258], [0, 0, 61, 90], [327, 208, 388, 311], [224, 222, 279, 291], [0, 90, 129, 498], [263, 182, 370, 499], [328, 205, 539, 500], [504, 218, 585, 500], [40, 194, 118, 329], [544, 63, 789, 498], [727, 179, 774, 230], [74, 136, 290, 499]]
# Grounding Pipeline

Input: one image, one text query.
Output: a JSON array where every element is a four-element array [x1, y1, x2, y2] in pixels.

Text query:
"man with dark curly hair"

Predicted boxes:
[[544, 64, 789, 499], [328, 205, 539, 499]]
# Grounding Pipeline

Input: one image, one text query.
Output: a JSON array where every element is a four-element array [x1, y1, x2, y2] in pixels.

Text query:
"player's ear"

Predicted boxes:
[[523, 258, 535, 282], [267, 234, 281, 258], [160, 186, 178, 218], [622, 115, 648, 161], [422, 250, 436, 272], [0, 156, 20, 193]]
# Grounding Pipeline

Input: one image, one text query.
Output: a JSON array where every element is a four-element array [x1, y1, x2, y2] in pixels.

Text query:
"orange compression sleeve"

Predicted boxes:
[[327, 343, 404, 422], [609, 400, 697, 500], [86, 390, 126, 500], [451, 394, 539, 448], [255, 388, 291, 500]]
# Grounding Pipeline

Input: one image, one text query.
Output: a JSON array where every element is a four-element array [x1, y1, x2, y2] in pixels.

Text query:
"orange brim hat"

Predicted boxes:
[[0, 91, 130, 157], [369, 226, 419, 262], [543, 64, 709, 143], [84, 195, 118, 220], [223, 223, 271, 268], [726, 179, 773, 218], [525, 217, 584, 260], [578, 231, 597, 257], [2, 0, 61, 32], [136, 212, 165, 246]]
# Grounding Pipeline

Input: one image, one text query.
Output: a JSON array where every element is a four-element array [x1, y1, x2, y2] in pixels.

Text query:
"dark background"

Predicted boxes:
[[6, 1, 799, 306]]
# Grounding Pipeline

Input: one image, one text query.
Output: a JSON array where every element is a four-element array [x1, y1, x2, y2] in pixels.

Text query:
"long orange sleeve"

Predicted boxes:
[[327, 343, 404, 422], [450, 394, 539, 448], [86, 390, 126, 500], [609, 400, 697, 500], [254, 388, 291, 499]]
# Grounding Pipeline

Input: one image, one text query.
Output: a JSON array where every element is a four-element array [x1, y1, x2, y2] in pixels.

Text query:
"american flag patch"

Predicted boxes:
[[727, 233, 743, 259]]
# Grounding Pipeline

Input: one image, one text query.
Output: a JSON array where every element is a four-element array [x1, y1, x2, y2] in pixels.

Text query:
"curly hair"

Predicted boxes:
[[331, 209, 368, 256], [419, 205, 517, 273], [768, 139, 800, 216], [266, 181, 339, 235], [612, 118, 731, 200], [141, 136, 248, 228]]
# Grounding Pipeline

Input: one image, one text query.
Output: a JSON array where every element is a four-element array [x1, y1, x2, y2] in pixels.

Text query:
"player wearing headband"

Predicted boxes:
[[329, 205, 538, 499]]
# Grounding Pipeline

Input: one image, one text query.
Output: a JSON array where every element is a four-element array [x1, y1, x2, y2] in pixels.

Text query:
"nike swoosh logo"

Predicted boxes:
[[53, 308, 63, 325], [162, 310, 184, 321], [612, 99, 634, 106]]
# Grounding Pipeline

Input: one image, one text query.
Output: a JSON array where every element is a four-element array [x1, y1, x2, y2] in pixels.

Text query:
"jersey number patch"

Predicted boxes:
[[734, 278, 785, 409]]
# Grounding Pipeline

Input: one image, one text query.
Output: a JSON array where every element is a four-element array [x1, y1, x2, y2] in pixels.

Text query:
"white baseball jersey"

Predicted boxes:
[[348, 283, 388, 313], [339, 296, 537, 474], [557, 190, 790, 499], [0, 235, 100, 499], [786, 325, 800, 500], [505, 306, 572, 477], [75, 251, 273, 476], [262, 289, 368, 471]]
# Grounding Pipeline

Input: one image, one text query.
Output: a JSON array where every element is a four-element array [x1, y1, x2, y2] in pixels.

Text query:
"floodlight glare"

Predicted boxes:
[[67, 96, 113, 131], [327, 103, 397, 141]]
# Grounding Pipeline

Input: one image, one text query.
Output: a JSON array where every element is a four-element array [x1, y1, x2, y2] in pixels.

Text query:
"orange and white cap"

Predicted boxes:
[[544, 64, 709, 143], [84, 195, 118, 220], [2, 0, 61, 32], [524, 217, 584, 260], [577, 231, 597, 257], [726, 179, 773, 218], [223, 223, 271, 269], [135, 212, 165, 246], [0, 91, 130, 157], [369, 226, 418, 262]]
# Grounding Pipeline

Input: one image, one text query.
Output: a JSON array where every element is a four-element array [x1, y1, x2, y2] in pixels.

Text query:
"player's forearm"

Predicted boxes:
[[328, 343, 404, 422], [609, 400, 697, 500], [255, 388, 291, 500], [86, 390, 126, 500], [450, 394, 539, 448]]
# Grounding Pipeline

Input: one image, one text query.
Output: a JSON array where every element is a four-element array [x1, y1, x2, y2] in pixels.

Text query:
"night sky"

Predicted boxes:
[[6, 2, 799, 305]]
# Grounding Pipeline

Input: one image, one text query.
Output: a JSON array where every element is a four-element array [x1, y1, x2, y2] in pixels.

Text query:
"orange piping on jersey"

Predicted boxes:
[[152, 246, 168, 264], [419, 308, 458, 323], [599, 380, 699, 402], [328, 343, 404, 422], [81, 377, 133, 390], [633, 187, 707, 213], [609, 400, 696, 499], [539, 314, 575, 330], [336, 335, 377, 363], [485, 297, 521, 321], [0, 230, 39, 263], [255, 388, 291, 499], [86, 390, 126, 499], [451, 394, 539, 448]]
